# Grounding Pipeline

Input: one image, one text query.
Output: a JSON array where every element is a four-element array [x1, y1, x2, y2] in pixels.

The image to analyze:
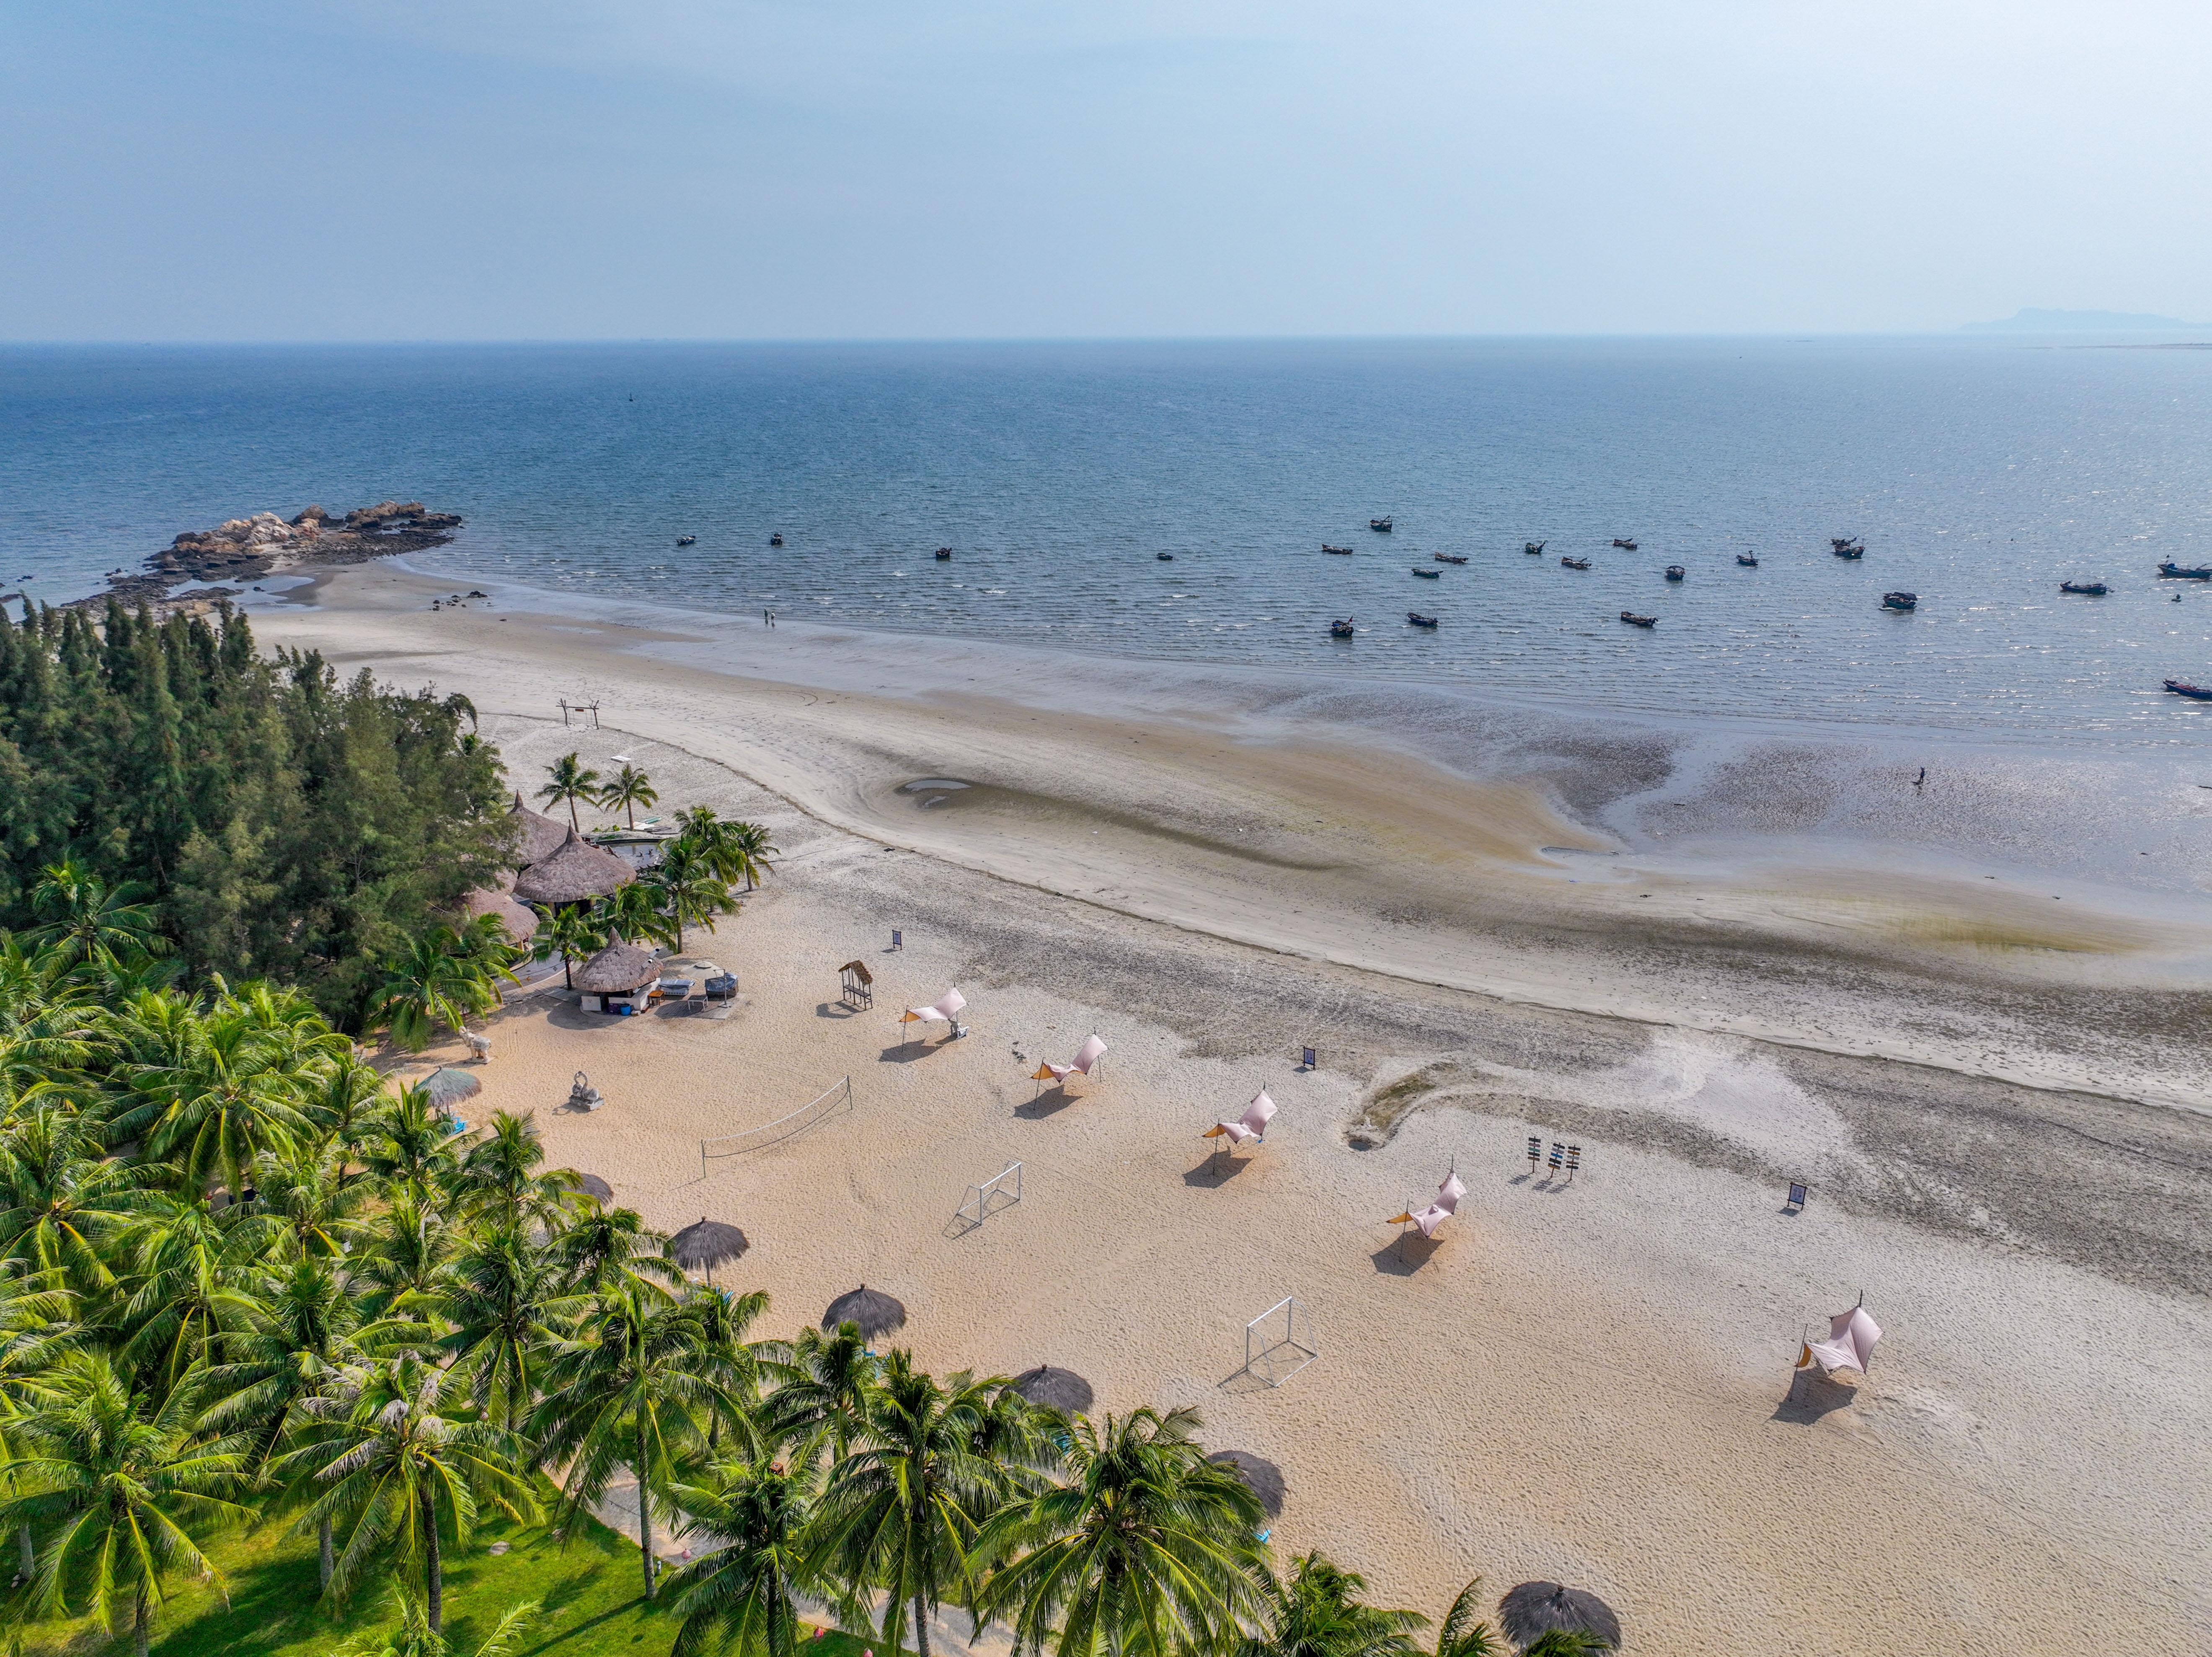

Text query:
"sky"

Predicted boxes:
[[3, 0, 2209, 341]]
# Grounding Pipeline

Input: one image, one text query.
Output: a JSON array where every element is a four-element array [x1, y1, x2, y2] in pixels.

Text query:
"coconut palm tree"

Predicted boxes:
[[529, 903, 607, 992], [663, 1454, 843, 1657], [0, 933, 103, 1089], [652, 842, 736, 952], [530, 1284, 748, 1600], [450, 1111, 580, 1233], [428, 1220, 584, 1432], [597, 881, 678, 954], [0, 1256, 80, 1582], [816, 1352, 1046, 1657], [298, 1050, 389, 1163], [360, 1084, 463, 1203], [970, 1406, 1270, 1657], [288, 1352, 537, 1635], [241, 1140, 372, 1262], [1424, 1576, 1500, 1657], [727, 821, 779, 892], [1239, 1554, 1425, 1657], [600, 764, 659, 829], [336, 1588, 541, 1657], [349, 1190, 457, 1324], [372, 928, 503, 1054], [0, 1099, 158, 1292], [0, 1351, 252, 1657], [760, 1321, 878, 1470], [538, 754, 604, 832], [551, 1203, 676, 1297], [25, 857, 170, 973], [112, 1189, 265, 1404]]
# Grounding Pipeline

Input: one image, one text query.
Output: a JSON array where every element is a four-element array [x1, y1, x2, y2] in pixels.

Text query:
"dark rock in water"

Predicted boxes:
[[79, 500, 464, 611]]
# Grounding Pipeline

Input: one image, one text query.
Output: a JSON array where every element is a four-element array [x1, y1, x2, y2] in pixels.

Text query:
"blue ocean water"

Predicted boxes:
[[5, 337, 2211, 747]]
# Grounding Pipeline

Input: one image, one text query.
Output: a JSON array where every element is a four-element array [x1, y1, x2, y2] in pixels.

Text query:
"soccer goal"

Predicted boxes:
[[1242, 1295, 1318, 1388], [952, 1161, 1023, 1233], [700, 1076, 852, 1170]]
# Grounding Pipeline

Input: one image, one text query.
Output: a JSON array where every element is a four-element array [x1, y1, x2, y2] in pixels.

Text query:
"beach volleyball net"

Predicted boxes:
[[700, 1076, 852, 1169], [1242, 1295, 1318, 1388]]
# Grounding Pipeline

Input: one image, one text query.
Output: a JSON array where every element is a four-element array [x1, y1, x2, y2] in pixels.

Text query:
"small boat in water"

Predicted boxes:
[[1411, 566, 1441, 579], [1524, 541, 1546, 555], [1433, 552, 1468, 564], [1883, 591, 1917, 611], [2059, 580, 2106, 595], [1832, 538, 1865, 559], [1737, 552, 1759, 567], [1330, 619, 1357, 638], [1407, 612, 1439, 628], [1611, 538, 1638, 550], [1322, 544, 1354, 555], [1156, 552, 1175, 560], [1620, 612, 1658, 628], [1370, 517, 1394, 532], [2158, 562, 2212, 579], [2165, 679, 2212, 699], [1664, 565, 1685, 581], [1561, 556, 1592, 570], [935, 547, 954, 560], [676, 534, 696, 546], [769, 532, 785, 547]]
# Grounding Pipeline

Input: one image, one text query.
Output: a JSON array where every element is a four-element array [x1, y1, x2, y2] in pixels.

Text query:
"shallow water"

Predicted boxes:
[[8, 337, 2212, 748]]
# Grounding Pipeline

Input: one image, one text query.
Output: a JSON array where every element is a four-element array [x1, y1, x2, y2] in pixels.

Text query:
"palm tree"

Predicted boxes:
[[530, 1284, 750, 1601], [816, 1352, 1045, 1657], [530, 903, 607, 993], [970, 1406, 1270, 1657], [450, 1111, 579, 1233], [349, 1190, 456, 1323], [663, 1455, 843, 1657], [360, 1084, 463, 1203], [298, 1050, 389, 1162], [538, 754, 604, 832], [373, 928, 504, 1053], [1424, 1577, 1499, 1657], [242, 1141, 372, 1262], [760, 1321, 878, 1470], [0, 1256, 79, 1583], [653, 842, 736, 951], [1239, 1554, 1425, 1657], [0, 1099, 158, 1292], [598, 882, 677, 954], [0, 933, 103, 1087], [672, 810, 778, 893], [288, 1352, 537, 1635], [0, 1351, 252, 1657], [552, 1204, 675, 1297], [601, 764, 659, 829], [429, 1221, 583, 1432], [336, 1588, 541, 1657], [26, 857, 171, 972], [728, 821, 779, 893], [112, 1190, 263, 1404]]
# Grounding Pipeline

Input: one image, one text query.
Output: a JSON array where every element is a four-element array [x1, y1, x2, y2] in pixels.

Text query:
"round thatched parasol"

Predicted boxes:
[[574, 934, 658, 996], [514, 825, 635, 906], [822, 1284, 906, 1339], [565, 1171, 614, 1203], [671, 1216, 749, 1284], [1207, 1449, 1286, 1517], [1497, 1583, 1621, 1652], [1010, 1365, 1093, 1413], [419, 1068, 481, 1110], [509, 792, 571, 867], [464, 885, 540, 945]]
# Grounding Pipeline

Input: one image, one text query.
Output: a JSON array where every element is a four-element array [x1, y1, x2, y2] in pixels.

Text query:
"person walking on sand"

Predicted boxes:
[[1915, 767, 1925, 787]]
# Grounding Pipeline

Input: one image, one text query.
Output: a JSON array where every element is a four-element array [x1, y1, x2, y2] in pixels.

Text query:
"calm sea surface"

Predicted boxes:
[[5, 338, 2212, 749]]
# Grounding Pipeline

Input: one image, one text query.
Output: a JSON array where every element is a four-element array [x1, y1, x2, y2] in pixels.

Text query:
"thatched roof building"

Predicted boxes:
[[574, 934, 658, 996], [509, 792, 571, 867], [463, 885, 540, 944], [514, 826, 634, 906]]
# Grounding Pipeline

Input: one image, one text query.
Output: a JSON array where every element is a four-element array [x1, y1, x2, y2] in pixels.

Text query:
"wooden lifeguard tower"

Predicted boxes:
[[838, 959, 874, 1011]]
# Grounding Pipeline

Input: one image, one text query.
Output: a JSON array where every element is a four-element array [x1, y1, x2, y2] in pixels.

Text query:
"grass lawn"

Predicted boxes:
[[14, 1510, 897, 1657]]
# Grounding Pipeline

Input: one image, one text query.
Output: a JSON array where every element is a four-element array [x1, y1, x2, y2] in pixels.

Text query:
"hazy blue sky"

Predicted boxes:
[[3, 1, 2207, 341]]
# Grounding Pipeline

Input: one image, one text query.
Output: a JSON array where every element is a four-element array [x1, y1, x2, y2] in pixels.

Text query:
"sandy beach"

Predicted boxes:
[[256, 565, 2211, 1655]]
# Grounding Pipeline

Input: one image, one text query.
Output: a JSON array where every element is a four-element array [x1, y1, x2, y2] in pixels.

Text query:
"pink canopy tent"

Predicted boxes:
[[899, 989, 966, 1042], [1031, 1033, 1107, 1090], [1797, 1303, 1882, 1379], [1203, 1089, 1277, 1147], [1387, 1170, 1468, 1240]]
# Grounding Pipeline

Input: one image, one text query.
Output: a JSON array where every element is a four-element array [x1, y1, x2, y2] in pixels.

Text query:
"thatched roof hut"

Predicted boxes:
[[463, 885, 540, 944], [510, 792, 571, 867], [575, 934, 658, 996], [514, 826, 634, 905]]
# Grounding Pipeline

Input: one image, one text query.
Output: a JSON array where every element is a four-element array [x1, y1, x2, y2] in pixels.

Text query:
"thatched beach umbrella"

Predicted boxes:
[[1497, 1582, 1622, 1652], [574, 934, 658, 997], [565, 1171, 614, 1203], [514, 825, 634, 906], [671, 1216, 749, 1284], [419, 1068, 481, 1110], [822, 1284, 906, 1339], [1010, 1365, 1093, 1413], [509, 792, 571, 867], [1206, 1449, 1286, 1518], [464, 885, 540, 945]]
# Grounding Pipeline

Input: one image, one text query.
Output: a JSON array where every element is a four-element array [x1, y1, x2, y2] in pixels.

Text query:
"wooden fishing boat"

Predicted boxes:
[[935, 547, 954, 559], [1329, 619, 1357, 638], [1433, 552, 1468, 564], [1411, 566, 1441, 579], [676, 535, 696, 546], [1156, 552, 1175, 560], [1407, 612, 1439, 628], [1322, 544, 1354, 555], [1524, 541, 1546, 555], [1882, 591, 1917, 611], [1620, 612, 1657, 627], [1370, 517, 1394, 532], [1737, 552, 1759, 567], [1561, 556, 1592, 570], [2164, 679, 2212, 698], [2158, 562, 2212, 579], [1831, 539, 1864, 559], [1611, 538, 1638, 550], [2059, 580, 2106, 594], [769, 532, 784, 547], [1665, 565, 1685, 581]]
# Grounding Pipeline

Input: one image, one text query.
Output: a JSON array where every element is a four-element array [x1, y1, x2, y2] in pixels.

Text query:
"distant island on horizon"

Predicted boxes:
[[1962, 306, 2207, 332]]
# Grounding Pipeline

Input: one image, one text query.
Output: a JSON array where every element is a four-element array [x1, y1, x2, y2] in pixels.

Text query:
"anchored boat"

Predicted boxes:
[[1329, 619, 1357, 638], [1832, 537, 1865, 556], [1322, 544, 1354, 555], [1433, 552, 1468, 564], [2158, 562, 2212, 579], [1611, 537, 1638, 550], [935, 547, 954, 560], [1411, 566, 1441, 579], [1561, 556, 1592, 570], [1664, 565, 1685, 581], [676, 534, 696, 546], [2164, 679, 2212, 698], [769, 532, 784, 547], [1524, 541, 1546, 555], [1407, 612, 1439, 628], [1882, 591, 1917, 612], [2059, 580, 2106, 594], [1370, 517, 1394, 532], [1156, 552, 1175, 560], [1737, 552, 1759, 567], [1620, 612, 1657, 628]]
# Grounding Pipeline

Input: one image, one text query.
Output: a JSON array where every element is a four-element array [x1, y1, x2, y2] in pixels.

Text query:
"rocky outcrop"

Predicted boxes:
[[77, 501, 463, 610]]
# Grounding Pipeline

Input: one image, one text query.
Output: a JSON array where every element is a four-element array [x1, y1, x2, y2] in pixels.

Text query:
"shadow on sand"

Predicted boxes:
[[1184, 1153, 1256, 1188], [1370, 1234, 1443, 1276], [1770, 1368, 1862, 1425]]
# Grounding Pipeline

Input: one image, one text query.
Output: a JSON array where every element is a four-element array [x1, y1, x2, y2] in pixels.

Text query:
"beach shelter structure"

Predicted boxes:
[[839, 959, 874, 1010], [419, 1068, 482, 1111], [1032, 1033, 1107, 1092], [1388, 1169, 1468, 1241], [899, 988, 966, 1042], [574, 934, 658, 1010], [1797, 1301, 1882, 1380], [822, 1284, 906, 1339], [1010, 1365, 1094, 1412], [1497, 1582, 1621, 1652], [463, 883, 540, 945], [514, 825, 635, 907], [1203, 1089, 1277, 1158], [509, 792, 571, 868], [564, 1171, 615, 1203], [671, 1216, 749, 1285], [1206, 1449, 1286, 1518]]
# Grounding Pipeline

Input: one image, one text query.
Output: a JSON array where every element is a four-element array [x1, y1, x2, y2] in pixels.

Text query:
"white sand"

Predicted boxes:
[[269, 569, 2211, 1654]]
